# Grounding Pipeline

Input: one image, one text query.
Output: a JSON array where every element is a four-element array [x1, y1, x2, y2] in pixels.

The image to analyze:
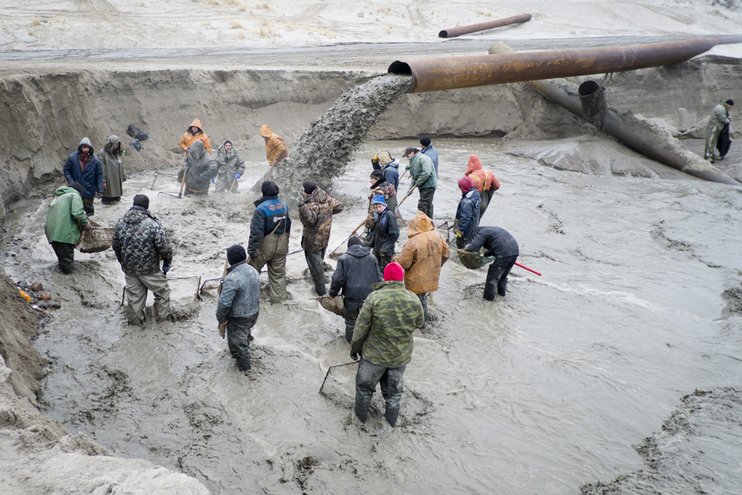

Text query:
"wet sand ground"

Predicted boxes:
[[2, 137, 740, 493]]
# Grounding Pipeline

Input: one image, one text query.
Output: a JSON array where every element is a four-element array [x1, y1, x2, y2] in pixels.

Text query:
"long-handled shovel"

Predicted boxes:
[[515, 261, 542, 276], [328, 218, 367, 259]]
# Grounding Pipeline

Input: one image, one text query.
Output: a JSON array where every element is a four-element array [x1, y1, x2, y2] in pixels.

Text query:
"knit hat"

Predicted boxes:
[[383, 261, 405, 282], [725, 99, 735, 106], [404, 147, 419, 157], [261, 181, 280, 197], [226, 244, 247, 265], [303, 181, 317, 194], [419, 135, 431, 147], [458, 176, 475, 193], [133, 194, 150, 209], [347, 235, 362, 248], [371, 195, 386, 205]]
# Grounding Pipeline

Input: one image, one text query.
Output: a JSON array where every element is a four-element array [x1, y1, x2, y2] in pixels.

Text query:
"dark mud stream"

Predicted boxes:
[[1, 134, 741, 493]]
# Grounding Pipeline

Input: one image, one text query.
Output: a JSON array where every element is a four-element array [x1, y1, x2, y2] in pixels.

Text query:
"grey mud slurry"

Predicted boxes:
[[273, 74, 411, 194]]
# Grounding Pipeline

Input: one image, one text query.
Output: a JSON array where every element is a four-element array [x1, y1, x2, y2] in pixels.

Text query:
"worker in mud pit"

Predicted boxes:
[[112, 194, 173, 325], [704, 99, 734, 162], [184, 141, 217, 196], [350, 261, 424, 427], [329, 235, 382, 343], [248, 181, 291, 303], [216, 245, 260, 372], [259, 124, 289, 166], [377, 151, 400, 192], [395, 211, 449, 324], [454, 176, 481, 249], [298, 181, 343, 296], [214, 139, 246, 193], [464, 154, 501, 218], [365, 195, 399, 272], [365, 170, 396, 229], [419, 135, 440, 176], [464, 226, 519, 302], [63, 137, 104, 216], [403, 146, 437, 219], [44, 182, 89, 274], [178, 118, 212, 154], [100, 135, 126, 205]]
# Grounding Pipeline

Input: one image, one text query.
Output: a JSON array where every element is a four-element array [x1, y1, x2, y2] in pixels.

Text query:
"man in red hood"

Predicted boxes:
[[464, 154, 500, 218]]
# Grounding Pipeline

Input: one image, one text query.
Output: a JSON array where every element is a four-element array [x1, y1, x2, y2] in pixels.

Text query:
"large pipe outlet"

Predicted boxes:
[[389, 36, 742, 93]]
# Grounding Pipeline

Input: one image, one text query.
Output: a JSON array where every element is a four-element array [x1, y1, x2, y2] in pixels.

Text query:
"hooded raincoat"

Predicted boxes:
[[179, 118, 212, 153], [45, 186, 88, 245], [299, 187, 343, 252], [185, 141, 218, 195], [260, 124, 289, 166], [215, 140, 246, 192], [101, 135, 126, 200], [63, 137, 104, 199], [465, 155, 501, 193], [395, 211, 449, 295]]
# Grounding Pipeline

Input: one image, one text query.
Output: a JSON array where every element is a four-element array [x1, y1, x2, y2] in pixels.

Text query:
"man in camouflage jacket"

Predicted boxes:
[[350, 262, 424, 427], [298, 181, 343, 295], [112, 194, 173, 325]]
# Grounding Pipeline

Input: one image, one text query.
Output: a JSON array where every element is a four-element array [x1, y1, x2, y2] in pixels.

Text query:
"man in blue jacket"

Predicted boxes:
[[454, 176, 481, 248], [419, 135, 439, 176], [248, 181, 291, 304], [217, 245, 261, 372], [63, 137, 104, 216]]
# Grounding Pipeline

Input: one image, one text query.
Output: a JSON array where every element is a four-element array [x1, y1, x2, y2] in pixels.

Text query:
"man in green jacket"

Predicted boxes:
[[45, 183, 89, 274], [350, 261, 424, 427], [404, 146, 437, 219]]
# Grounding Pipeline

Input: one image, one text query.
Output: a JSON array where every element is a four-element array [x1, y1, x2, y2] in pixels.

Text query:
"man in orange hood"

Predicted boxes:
[[464, 154, 501, 218], [178, 119, 212, 153], [260, 124, 289, 166], [395, 211, 449, 323]]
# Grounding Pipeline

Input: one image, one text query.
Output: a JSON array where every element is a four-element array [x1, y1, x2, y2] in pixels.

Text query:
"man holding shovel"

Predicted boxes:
[[216, 245, 260, 373]]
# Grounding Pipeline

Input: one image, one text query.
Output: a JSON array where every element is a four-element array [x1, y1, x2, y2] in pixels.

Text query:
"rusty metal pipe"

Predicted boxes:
[[389, 36, 742, 93], [487, 42, 738, 185], [439, 14, 532, 39]]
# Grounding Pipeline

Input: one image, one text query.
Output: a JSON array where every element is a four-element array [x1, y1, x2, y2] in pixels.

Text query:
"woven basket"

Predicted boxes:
[[456, 249, 495, 270], [79, 226, 113, 253], [318, 295, 344, 316]]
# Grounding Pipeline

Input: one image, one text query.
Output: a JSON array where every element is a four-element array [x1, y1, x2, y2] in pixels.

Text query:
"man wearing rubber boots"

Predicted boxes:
[[464, 226, 519, 301], [350, 262, 424, 428]]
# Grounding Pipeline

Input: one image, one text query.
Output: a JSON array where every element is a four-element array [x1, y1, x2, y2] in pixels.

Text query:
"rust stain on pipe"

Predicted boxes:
[[389, 36, 742, 93], [439, 14, 532, 39]]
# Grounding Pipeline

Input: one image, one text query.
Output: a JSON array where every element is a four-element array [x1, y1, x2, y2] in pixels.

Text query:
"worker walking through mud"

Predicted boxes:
[[298, 181, 343, 296], [45, 182, 89, 274], [214, 140, 245, 193], [395, 211, 449, 324], [112, 194, 173, 325], [216, 245, 260, 373], [404, 146, 437, 219], [63, 137, 104, 216], [704, 99, 734, 162], [248, 181, 291, 304], [350, 262, 424, 427], [329, 235, 382, 343]]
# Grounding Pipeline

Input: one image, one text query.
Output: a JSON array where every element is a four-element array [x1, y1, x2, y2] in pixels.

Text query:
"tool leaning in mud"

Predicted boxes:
[[319, 361, 359, 395]]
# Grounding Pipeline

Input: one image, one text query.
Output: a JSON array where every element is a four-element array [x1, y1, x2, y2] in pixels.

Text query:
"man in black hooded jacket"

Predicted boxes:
[[329, 235, 382, 342]]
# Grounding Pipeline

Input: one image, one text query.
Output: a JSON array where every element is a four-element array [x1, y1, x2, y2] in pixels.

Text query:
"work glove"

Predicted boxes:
[[350, 350, 360, 361], [455, 231, 463, 238], [162, 263, 171, 274], [234, 172, 241, 180]]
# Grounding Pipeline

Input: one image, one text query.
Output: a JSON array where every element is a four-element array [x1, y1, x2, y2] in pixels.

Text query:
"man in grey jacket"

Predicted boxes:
[[329, 235, 382, 342], [216, 244, 260, 372]]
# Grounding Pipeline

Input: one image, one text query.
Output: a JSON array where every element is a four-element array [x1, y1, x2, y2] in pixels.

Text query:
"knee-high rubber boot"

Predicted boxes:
[[354, 394, 372, 423], [385, 405, 400, 427]]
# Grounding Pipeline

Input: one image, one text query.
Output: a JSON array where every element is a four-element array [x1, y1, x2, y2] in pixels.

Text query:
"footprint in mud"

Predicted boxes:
[[650, 220, 694, 253], [76, 365, 133, 424], [536, 202, 566, 235], [721, 285, 742, 316]]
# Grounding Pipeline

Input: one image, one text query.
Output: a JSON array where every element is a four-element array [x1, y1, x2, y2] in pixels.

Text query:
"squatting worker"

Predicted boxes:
[[298, 181, 343, 296], [248, 181, 291, 304], [350, 262, 424, 428], [112, 194, 173, 325], [404, 146, 437, 219], [63, 137, 104, 216], [45, 182, 89, 274], [216, 245, 260, 372], [178, 118, 212, 153], [464, 226, 519, 302], [329, 235, 382, 343], [704, 99, 733, 162]]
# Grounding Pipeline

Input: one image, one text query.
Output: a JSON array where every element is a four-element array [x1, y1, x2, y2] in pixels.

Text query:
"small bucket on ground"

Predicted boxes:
[[456, 249, 495, 270], [79, 220, 113, 253]]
